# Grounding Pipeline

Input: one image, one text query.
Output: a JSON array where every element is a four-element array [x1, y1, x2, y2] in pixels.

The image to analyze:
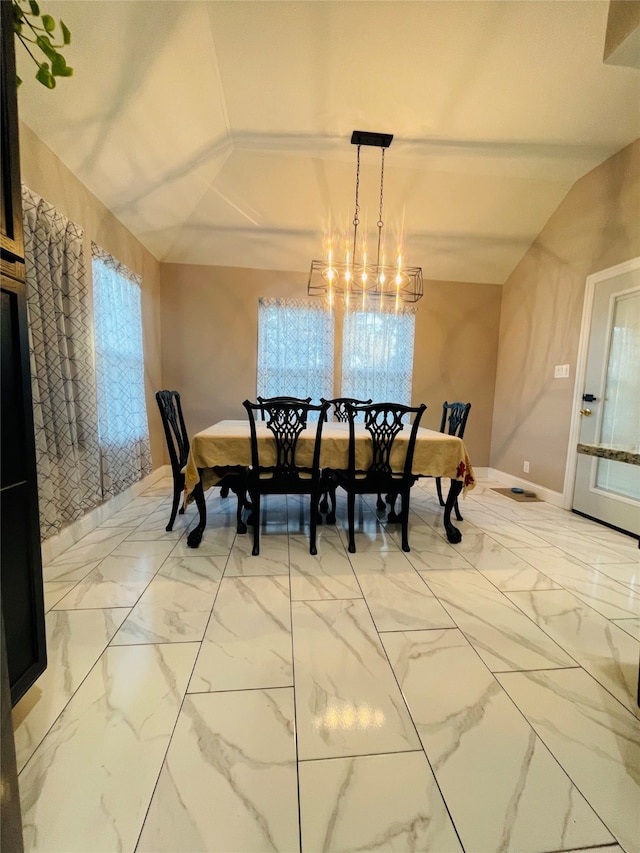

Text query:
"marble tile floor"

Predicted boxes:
[[12, 476, 640, 853]]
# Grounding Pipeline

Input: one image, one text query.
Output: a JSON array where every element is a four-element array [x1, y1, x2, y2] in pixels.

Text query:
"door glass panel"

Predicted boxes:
[[595, 290, 640, 500]]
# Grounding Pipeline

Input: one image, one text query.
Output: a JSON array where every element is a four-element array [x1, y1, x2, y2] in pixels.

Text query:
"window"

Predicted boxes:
[[92, 244, 152, 496], [257, 298, 334, 405], [341, 307, 415, 405]]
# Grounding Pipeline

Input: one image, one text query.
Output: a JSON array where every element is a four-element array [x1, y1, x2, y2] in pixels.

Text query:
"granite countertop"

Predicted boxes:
[[577, 444, 640, 466]]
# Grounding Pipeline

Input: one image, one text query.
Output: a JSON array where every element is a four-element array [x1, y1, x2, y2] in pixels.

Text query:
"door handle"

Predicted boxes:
[[580, 408, 592, 416]]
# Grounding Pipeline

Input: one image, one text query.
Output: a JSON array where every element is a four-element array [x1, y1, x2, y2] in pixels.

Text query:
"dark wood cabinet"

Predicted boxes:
[[1, 9, 45, 846], [1, 0, 46, 707]]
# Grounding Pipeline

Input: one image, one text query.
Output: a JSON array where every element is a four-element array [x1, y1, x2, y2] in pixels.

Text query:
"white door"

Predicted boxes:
[[572, 259, 640, 536]]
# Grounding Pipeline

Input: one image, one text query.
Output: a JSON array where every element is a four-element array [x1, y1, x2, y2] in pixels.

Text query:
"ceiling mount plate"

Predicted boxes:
[[351, 130, 393, 148]]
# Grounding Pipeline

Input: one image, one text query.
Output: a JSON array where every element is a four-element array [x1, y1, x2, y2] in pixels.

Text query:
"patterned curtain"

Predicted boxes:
[[91, 244, 152, 497], [22, 186, 102, 541], [341, 304, 416, 406], [257, 298, 334, 407]]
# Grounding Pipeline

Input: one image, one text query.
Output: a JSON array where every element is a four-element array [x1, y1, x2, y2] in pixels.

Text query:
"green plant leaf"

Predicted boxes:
[[51, 53, 72, 76], [36, 62, 55, 88], [60, 20, 71, 45], [36, 33, 56, 61], [41, 13, 54, 31], [16, 74, 22, 87], [12, 3, 25, 24], [29, 0, 40, 15], [13, 20, 23, 34]]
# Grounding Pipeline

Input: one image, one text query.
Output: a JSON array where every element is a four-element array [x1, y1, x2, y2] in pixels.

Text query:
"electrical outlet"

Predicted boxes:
[[554, 364, 570, 379], [523, 461, 530, 473]]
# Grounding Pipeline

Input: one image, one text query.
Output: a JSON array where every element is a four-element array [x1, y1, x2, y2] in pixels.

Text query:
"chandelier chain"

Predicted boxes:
[[352, 145, 361, 261], [378, 148, 385, 228], [375, 147, 386, 269]]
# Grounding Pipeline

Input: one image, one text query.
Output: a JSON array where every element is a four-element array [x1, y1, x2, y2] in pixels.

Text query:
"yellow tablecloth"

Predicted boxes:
[[185, 420, 475, 496]]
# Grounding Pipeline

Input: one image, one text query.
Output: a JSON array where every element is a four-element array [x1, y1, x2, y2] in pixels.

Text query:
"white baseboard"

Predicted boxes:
[[40, 465, 172, 565], [470, 466, 489, 480], [487, 467, 564, 507]]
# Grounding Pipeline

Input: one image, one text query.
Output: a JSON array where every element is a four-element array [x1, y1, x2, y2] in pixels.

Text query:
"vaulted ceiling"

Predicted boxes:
[[15, 1, 640, 284]]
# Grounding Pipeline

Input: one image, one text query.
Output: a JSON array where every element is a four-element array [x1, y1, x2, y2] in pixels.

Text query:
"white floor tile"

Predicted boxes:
[[419, 568, 576, 671], [290, 533, 362, 600], [497, 667, 640, 853], [111, 555, 225, 644], [506, 589, 640, 718], [512, 547, 640, 619], [292, 599, 421, 760], [349, 550, 455, 631], [19, 643, 198, 852], [456, 532, 562, 590], [136, 689, 299, 853], [299, 751, 463, 852], [12, 607, 129, 772], [189, 575, 292, 692], [382, 628, 614, 853]]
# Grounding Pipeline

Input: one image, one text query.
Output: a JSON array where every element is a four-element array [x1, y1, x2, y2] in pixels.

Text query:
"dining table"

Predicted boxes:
[[183, 419, 476, 548]]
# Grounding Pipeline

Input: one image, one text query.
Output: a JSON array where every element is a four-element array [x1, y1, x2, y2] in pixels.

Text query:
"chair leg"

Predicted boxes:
[[166, 480, 181, 531], [347, 491, 356, 553], [326, 486, 336, 525], [387, 492, 400, 523], [309, 492, 318, 556], [436, 476, 445, 506], [376, 493, 386, 511], [400, 489, 411, 552], [234, 486, 248, 534], [319, 490, 329, 514], [251, 493, 260, 556], [454, 495, 464, 522]]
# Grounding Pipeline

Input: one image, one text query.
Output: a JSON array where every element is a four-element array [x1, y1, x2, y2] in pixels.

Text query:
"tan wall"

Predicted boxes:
[[18, 122, 165, 469], [160, 264, 501, 466], [491, 139, 640, 492]]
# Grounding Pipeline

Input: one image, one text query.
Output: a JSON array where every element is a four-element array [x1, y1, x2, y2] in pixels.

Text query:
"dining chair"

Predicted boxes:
[[243, 398, 329, 556], [435, 401, 471, 518], [319, 397, 372, 522], [155, 390, 247, 534], [330, 401, 427, 553], [257, 395, 312, 420]]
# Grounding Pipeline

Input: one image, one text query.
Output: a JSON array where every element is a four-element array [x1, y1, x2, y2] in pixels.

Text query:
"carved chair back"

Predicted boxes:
[[439, 402, 471, 439], [321, 397, 373, 422], [244, 399, 328, 482], [346, 402, 427, 485], [257, 395, 312, 421], [155, 390, 189, 477]]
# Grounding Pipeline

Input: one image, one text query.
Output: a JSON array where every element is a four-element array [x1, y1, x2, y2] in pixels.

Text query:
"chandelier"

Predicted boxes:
[[308, 130, 423, 307]]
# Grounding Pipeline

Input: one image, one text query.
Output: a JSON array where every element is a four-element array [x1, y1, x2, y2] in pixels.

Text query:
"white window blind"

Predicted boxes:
[[92, 244, 152, 496], [257, 298, 334, 405], [341, 307, 415, 405]]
